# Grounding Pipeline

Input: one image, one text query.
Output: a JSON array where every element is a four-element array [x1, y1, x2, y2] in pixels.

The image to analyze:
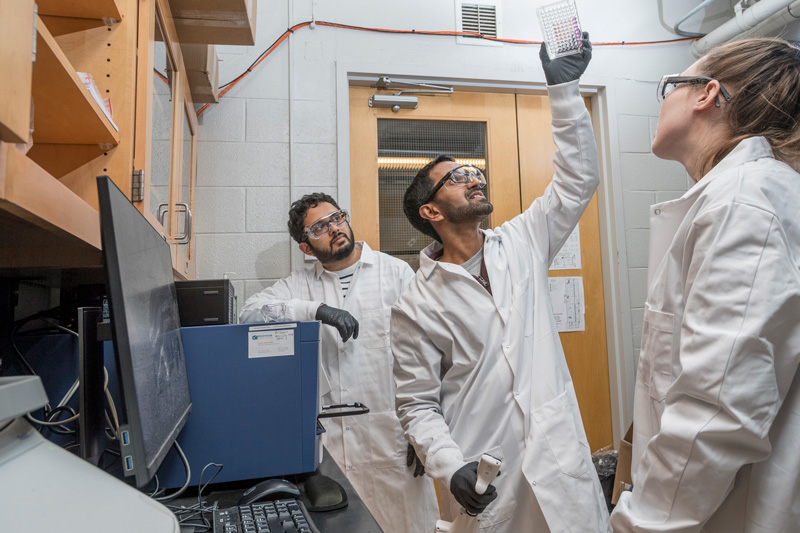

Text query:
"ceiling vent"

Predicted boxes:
[[457, 2, 502, 46]]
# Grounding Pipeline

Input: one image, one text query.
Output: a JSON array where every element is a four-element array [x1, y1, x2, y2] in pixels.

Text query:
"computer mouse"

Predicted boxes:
[[237, 478, 301, 506]]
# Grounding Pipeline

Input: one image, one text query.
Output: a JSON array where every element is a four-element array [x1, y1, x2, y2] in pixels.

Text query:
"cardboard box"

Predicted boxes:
[[180, 43, 219, 104], [169, 0, 257, 46], [611, 423, 634, 505]]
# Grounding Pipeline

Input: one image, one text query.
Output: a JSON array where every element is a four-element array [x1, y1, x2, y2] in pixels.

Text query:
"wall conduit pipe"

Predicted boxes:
[[692, 0, 800, 56]]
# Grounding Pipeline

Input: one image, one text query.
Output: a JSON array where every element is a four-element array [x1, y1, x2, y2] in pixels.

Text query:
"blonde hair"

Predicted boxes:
[[698, 38, 800, 173]]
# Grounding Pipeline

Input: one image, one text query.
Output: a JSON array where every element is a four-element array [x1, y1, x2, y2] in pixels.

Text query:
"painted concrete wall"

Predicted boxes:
[[192, 0, 800, 433]]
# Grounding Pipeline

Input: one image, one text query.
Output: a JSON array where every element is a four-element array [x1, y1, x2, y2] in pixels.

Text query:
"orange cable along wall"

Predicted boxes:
[[178, 20, 699, 117]]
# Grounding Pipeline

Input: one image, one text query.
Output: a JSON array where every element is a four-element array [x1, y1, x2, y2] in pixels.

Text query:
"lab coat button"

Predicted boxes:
[[345, 426, 350, 430], [654, 208, 662, 215], [514, 391, 520, 397], [532, 481, 537, 486]]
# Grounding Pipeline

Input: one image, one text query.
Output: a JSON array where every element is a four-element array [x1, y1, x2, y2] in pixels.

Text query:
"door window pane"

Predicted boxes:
[[377, 119, 488, 270]]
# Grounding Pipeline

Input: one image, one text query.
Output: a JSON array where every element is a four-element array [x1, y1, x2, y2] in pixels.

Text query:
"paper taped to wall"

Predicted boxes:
[[549, 276, 585, 332], [550, 226, 582, 270]]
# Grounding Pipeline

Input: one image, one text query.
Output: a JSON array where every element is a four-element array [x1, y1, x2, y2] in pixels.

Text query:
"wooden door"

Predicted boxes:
[[349, 86, 612, 451], [349, 86, 521, 247], [516, 94, 611, 450]]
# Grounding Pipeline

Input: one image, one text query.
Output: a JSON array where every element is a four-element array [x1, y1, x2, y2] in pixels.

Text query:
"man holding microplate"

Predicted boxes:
[[392, 32, 611, 532]]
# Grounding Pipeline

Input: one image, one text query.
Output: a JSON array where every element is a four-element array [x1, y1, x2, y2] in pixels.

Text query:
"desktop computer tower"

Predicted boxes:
[[156, 321, 322, 489], [174, 279, 236, 326]]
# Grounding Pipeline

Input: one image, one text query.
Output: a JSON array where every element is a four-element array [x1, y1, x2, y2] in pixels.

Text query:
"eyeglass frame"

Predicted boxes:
[[422, 164, 487, 205], [657, 74, 731, 107], [304, 209, 350, 240]]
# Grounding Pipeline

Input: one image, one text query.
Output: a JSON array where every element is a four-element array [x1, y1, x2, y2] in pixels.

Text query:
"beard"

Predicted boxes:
[[307, 225, 356, 263], [439, 191, 494, 224]]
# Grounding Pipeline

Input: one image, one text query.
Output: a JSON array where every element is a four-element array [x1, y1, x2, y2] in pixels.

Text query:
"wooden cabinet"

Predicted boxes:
[[169, 0, 257, 45], [0, 0, 198, 279], [134, 0, 198, 279], [0, 0, 35, 144]]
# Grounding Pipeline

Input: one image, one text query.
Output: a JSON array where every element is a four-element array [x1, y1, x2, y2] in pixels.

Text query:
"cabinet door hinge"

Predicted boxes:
[[32, 4, 38, 63], [131, 169, 145, 201]]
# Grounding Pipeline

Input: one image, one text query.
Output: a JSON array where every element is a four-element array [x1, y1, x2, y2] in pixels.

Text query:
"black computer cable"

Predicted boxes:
[[39, 405, 79, 435], [165, 462, 224, 532]]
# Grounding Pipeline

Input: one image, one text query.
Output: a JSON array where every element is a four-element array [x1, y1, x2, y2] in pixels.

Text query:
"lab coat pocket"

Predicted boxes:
[[368, 412, 406, 468], [359, 308, 391, 349], [641, 305, 675, 402], [461, 446, 515, 528], [532, 390, 590, 478]]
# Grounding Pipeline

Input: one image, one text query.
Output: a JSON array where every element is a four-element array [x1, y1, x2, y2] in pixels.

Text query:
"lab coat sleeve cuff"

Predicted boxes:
[[427, 446, 466, 489], [287, 299, 323, 322], [546, 80, 586, 121]]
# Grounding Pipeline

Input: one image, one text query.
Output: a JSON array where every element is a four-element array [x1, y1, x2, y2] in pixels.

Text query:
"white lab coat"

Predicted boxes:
[[610, 137, 800, 532], [392, 81, 610, 533], [240, 242, 440, 533]]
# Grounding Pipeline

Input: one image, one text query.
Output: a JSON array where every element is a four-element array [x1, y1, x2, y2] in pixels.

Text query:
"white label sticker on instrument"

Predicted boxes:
[[248, 328, 295, 358]]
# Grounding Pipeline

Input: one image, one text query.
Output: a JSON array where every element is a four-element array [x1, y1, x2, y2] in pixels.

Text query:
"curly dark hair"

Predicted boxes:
[[403, 155, 455, 243], [287, 193, 340, 243]]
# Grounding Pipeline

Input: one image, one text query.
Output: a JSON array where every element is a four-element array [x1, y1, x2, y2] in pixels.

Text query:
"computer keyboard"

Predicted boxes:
[[212, 498, 321, 533]]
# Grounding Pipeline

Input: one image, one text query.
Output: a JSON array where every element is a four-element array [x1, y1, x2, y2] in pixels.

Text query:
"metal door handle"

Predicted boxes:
[[175, 203, 192, 244], [157, 203, 169, 227]]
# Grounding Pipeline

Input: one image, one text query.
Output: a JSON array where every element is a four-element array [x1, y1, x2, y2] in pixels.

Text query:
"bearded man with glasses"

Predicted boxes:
[[240, 193, 439, 533], [391, 33, 611, 532]]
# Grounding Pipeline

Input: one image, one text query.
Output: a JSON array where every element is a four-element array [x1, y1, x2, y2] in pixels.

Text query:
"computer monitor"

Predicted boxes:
[[96, 176, 192, 488]]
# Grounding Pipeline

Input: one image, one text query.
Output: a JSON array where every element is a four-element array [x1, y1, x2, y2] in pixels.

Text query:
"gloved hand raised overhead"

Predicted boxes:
[[315, 304, 359, 342], [539, 31, 592, 85], [449, 462, 498, 516]]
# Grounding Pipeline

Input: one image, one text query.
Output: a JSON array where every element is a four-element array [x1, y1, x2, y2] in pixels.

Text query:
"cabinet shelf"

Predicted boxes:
[[169, 0, 257, 45], [0, 142, 102, 270], [31, 16, 120, 146], [36, 0, 122, 22]]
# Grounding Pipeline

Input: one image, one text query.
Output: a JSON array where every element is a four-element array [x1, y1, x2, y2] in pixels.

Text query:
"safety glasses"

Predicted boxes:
[[422, 165, 487, 205], [657, 74, 731, 107], [304, 209, 350, 240]]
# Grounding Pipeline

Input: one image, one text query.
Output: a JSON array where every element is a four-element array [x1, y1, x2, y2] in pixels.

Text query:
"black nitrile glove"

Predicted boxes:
[[449, 462, 498, 516], [406, 443, 425, 478], [315, 304, 359, 342], [539, 31, 592, 86]]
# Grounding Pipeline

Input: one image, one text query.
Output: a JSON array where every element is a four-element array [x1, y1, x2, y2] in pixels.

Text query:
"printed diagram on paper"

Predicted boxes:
[[550, 226, 581, 270], [248, 327, 295, 358], [549, 276, 585, 332]]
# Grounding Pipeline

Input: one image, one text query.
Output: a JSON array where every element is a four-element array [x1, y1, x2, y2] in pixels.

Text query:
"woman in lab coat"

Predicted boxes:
[[611, 38, 800, 532]]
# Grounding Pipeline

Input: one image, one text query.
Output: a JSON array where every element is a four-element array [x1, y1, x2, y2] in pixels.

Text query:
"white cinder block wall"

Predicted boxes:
[[192, 0, 799, 435]]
